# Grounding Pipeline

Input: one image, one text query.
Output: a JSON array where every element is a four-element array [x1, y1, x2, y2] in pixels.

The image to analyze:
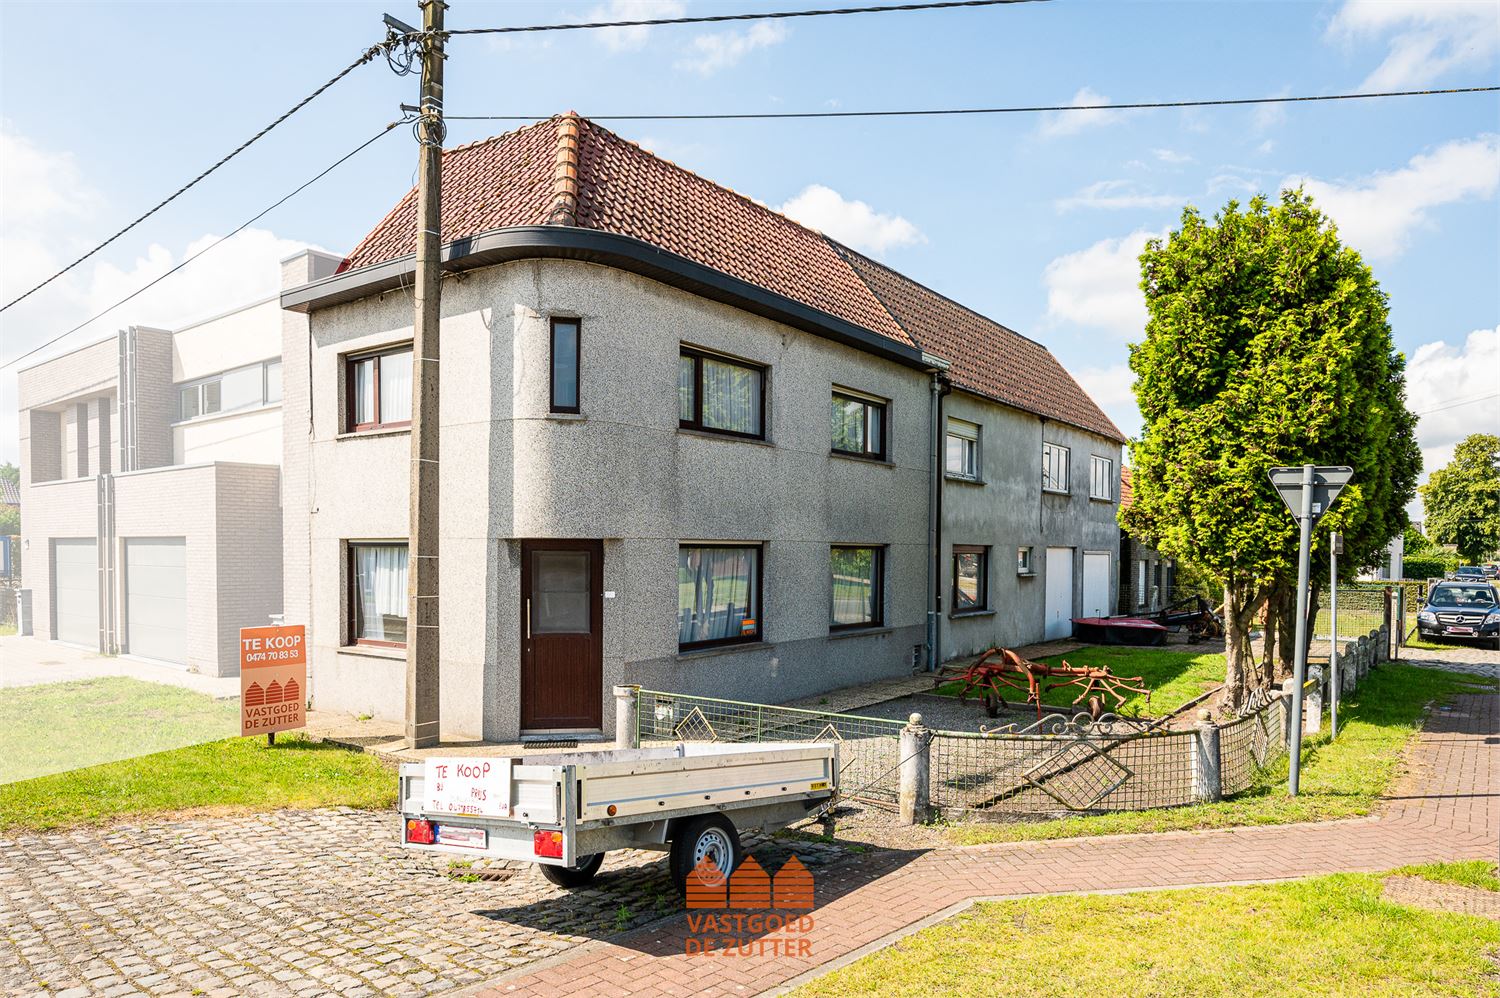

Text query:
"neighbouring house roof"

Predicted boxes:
[[1119, 466, 1134, 510], [1, 479, 18, 506], [331, 113, 1124, 443]]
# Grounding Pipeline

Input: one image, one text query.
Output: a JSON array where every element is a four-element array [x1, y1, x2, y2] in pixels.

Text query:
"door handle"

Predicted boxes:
[[525, 598, 532, 640]]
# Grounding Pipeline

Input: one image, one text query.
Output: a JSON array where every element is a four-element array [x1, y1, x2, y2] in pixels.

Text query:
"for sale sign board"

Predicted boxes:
[[422, 757, 513, 819], [240, 625, 307, 737]]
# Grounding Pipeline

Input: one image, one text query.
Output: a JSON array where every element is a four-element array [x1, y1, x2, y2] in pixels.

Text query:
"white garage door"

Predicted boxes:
[[1045, 547, 1074, 640], [125, 538, 187, 665], [1082, 552, 1112, 619], [52, 539, 98, 648]]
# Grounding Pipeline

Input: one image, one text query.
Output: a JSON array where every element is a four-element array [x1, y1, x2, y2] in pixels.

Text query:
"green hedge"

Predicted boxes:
[[1401, 554, 1456, 581]]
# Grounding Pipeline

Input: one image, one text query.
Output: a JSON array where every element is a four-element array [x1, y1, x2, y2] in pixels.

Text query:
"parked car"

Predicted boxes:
[[1483, 564, 1499, 579], [1417, 582, 1500, 650], [1450, 565, 1488, 582]]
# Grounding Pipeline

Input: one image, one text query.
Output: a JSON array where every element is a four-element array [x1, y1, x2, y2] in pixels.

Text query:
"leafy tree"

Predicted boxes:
[[1403, 522, 1432, 555], [1419, 434, 1500, 563], [0, 462, 17, 486], [1123, 191, 1419, 710]]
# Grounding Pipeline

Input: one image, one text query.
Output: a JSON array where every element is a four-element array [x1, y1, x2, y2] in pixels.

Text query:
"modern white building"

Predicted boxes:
[[16, 250, 340, 676]]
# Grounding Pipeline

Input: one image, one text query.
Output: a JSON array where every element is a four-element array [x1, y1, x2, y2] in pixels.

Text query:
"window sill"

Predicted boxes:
[[830, 449, 892, 466], [338, 644, 407, 661], [545, 411, 586, 421], [1017, 571, 1036, 578], [1042, 488, 1071, 497], [828, 625, 893, 640], [677, 427, 774, 448], [1089, 495, 1115, 503], [676, 640, 769, 661], [949, 609, 996, 620], [171, 401, 281, 428], [945, 474, 986, 486], [336, 426, 411, 441]]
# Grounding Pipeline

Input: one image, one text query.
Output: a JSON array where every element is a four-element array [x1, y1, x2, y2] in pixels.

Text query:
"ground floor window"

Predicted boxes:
[[830, 546, 883, 629], [952, 545, 989, 613], [349, 542, 409, 646], [679, 545, 761, 649]]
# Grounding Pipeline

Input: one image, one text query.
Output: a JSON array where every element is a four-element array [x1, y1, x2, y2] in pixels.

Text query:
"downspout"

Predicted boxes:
[[924, 355, 951, 672]]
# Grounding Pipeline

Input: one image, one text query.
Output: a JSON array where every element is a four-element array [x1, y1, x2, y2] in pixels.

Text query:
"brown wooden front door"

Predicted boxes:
[[520, 539, 603, 731]]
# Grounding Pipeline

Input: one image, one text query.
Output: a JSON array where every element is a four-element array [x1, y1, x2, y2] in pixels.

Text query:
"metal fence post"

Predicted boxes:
[[898, 713, 932, 826], [1192, 710, 1223, 803], [1304, 665, 1323, 735], [614, 685, 639, 749]]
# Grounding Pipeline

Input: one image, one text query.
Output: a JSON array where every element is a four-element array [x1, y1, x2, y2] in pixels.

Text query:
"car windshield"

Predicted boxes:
[[1429, 586, 1496, 608], [1455, 567, 1484, 576]]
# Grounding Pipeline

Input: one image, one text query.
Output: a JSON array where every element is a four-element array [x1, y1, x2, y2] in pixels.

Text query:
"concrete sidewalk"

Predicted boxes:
[[0, 634, 239, 698], [477, 690, 1500, 997]]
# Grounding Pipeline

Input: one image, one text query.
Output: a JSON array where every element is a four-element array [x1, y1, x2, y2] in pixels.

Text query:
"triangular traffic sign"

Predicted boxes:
[[1267, 466, 1354, 522]]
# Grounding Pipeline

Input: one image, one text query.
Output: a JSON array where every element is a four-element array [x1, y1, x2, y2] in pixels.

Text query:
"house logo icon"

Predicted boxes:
[[683, 854, 816, 956]]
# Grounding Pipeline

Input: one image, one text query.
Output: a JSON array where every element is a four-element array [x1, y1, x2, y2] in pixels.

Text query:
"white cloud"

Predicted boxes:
[[776, 184, 926, 256], [1153, 149, 1193, 165], [675, 22, 788, 75], [1252, 87, 1291, 132], [1329, 0, 1500, 90], [1072, 363, 1142, 440], [583, 0, 687, 53], [1055, 180, 1183, 213], [1042, 229, 1161, 338], [1286, 134, 1500, 260], [1406, 326, 1500, 510], [1039, 87, 1129, 138], [1256, 139, 1275, 156]]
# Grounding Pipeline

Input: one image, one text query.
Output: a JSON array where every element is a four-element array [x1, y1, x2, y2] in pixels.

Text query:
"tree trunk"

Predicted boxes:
[[1222, 582, 1268, 713], [1260, 590, 1280, 690], [1304, 584, 1322, 666], [1274, 585, 1297, 682]]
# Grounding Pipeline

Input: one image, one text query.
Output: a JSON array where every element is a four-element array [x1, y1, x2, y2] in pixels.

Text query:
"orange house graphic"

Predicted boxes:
[[687, 855, 814, 910]]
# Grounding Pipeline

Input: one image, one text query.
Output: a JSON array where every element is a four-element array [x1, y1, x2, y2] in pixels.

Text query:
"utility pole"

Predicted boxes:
[[405, 0, 446, 749]]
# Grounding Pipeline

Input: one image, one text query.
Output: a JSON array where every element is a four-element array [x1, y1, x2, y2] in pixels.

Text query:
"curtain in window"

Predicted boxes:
[[679, 355, 696, 421], [700, 358, 761, 435], [678, 546, 758, 644], [831, 548, 877, 626], [354, 359, 376, 424], [831, 396, 865, 453], [354, 544, 409, 643], [380, 351, 413, 423]]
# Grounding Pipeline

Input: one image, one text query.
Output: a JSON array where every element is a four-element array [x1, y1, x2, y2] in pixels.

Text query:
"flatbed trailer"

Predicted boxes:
[[398, 741, 837, 892]]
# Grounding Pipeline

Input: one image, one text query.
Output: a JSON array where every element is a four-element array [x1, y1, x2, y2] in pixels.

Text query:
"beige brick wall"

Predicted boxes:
[[214, 463, 284, 672], [21, 477, 102, 644]]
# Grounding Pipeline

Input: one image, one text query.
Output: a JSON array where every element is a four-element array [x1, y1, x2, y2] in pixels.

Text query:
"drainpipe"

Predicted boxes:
[[924, 356, 951, 673]]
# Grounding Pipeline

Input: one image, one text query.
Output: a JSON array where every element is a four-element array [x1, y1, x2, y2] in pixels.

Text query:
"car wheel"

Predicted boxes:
[[669, 814, 741, 896], [538, 852, 605, 888]]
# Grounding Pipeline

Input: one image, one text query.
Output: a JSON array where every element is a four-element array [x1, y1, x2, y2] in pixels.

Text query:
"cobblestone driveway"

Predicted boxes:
[[0, 809, 844, 997]]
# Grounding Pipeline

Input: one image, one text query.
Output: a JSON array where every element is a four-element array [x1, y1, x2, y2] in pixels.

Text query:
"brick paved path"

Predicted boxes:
[[478, 691, 1500, 997]]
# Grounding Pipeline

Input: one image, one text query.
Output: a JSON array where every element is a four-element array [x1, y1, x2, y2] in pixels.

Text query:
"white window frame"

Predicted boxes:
[[946, 418, 980, 480], [1042, 442, 1070, 494], [175, 359, 281, 423], [1090, 456, 1114, 501], [1017, 546, 1034, 575]]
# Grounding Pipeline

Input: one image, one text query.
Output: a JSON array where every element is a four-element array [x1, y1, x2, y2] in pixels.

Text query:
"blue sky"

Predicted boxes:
[[2, 0, 1496, 513]]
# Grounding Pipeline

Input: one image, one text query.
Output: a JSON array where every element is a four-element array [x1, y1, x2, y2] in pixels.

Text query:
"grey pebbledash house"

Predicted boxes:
[[279, 113, 1126, 742]]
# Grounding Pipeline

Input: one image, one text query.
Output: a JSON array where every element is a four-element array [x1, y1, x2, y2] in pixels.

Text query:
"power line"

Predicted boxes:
[[443, 0, 1047, 37], [0, 122, 400, 373], [447, 85, 1500, 122], [1415, 393, 1500, 417], [0, 42, 396, 316]]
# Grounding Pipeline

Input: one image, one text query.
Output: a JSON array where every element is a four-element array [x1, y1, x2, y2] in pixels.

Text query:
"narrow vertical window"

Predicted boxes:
[[952, 545, 989, 612], [1043, 442, 1071, 493], [550, 318, 580, 413], [1090, 456, 1114, 500]]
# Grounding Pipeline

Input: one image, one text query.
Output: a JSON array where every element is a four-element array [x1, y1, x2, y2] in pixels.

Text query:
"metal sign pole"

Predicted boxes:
[[1329, 533, 1340, 741], [1288, 465, 1315, 796]]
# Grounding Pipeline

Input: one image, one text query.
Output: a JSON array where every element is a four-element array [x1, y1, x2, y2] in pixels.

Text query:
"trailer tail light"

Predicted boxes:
[[406, 818, 436, 845], [533, 830, 564, 858]]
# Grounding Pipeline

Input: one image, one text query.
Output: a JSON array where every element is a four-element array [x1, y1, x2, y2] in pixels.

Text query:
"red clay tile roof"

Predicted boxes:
[[1120, 466, 1134, 510], [338, 113, 1122, 441], [832, 243, 1125, 442]]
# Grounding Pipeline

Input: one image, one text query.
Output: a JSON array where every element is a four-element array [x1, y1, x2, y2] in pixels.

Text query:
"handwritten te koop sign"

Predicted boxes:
[[423, 758, 512, 818]]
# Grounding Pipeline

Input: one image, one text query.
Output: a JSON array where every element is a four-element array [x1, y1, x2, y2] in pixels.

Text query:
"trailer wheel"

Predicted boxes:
[[669, 814, 740, 896], [538, 852, 604, 888]]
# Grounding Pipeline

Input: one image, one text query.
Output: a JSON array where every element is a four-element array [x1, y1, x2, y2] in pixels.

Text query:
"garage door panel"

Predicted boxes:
[[1082, 553, 1112, 619], [53, 539, 99, 648], [1045, 547, 1074, 640], [125, 538, 187, 665]]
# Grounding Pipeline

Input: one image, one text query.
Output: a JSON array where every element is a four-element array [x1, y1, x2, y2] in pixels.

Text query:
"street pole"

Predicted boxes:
[[405, 0, 445, 749], [1288, 464, 1314, 795], [1329, 534, 1340, 740]]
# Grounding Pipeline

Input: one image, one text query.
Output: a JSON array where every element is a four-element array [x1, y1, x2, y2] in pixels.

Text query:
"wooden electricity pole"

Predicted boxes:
[[406, 0, 446, 749]]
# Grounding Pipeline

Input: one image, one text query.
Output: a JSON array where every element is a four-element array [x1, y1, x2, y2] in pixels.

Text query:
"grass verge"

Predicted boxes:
[[933, 646, 1224, 718], [790, 869, 1500, 997], [0, 677, 240, 782], [947, 663, 1485, 845], [0, 733, 396, 832], [1395, 860, 1500, 892]]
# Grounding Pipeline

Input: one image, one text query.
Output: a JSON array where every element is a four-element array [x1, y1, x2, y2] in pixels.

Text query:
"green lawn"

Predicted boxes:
[[934, 646, 1225, 718], [948, 663, 1486, 845], [0, 733, 397, 831], [0, 677, 240, 783], [791, 869, 1500, 997], [1396, 860, 1500, 892]]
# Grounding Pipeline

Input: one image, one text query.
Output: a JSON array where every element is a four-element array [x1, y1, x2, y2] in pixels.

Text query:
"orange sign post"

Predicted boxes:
[[240, 625, 307, 742]]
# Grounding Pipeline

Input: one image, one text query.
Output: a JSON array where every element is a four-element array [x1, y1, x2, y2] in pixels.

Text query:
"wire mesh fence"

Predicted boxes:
[[1218, 696, 1287, 796], [634, 689, 906, 805]]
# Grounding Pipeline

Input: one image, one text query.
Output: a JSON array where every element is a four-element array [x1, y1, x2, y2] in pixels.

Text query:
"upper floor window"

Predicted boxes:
[[945, 418, 980, 480], [1090, 456, 1115, 500], [550, 318, 580, 414], [177, 359, 282, 421], [346, 344, 413, 432], [831, 390, 886, 460], [830, 546, 884, 629], [1042, 442, 1070, 494], [679, 347, 764, 439]]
